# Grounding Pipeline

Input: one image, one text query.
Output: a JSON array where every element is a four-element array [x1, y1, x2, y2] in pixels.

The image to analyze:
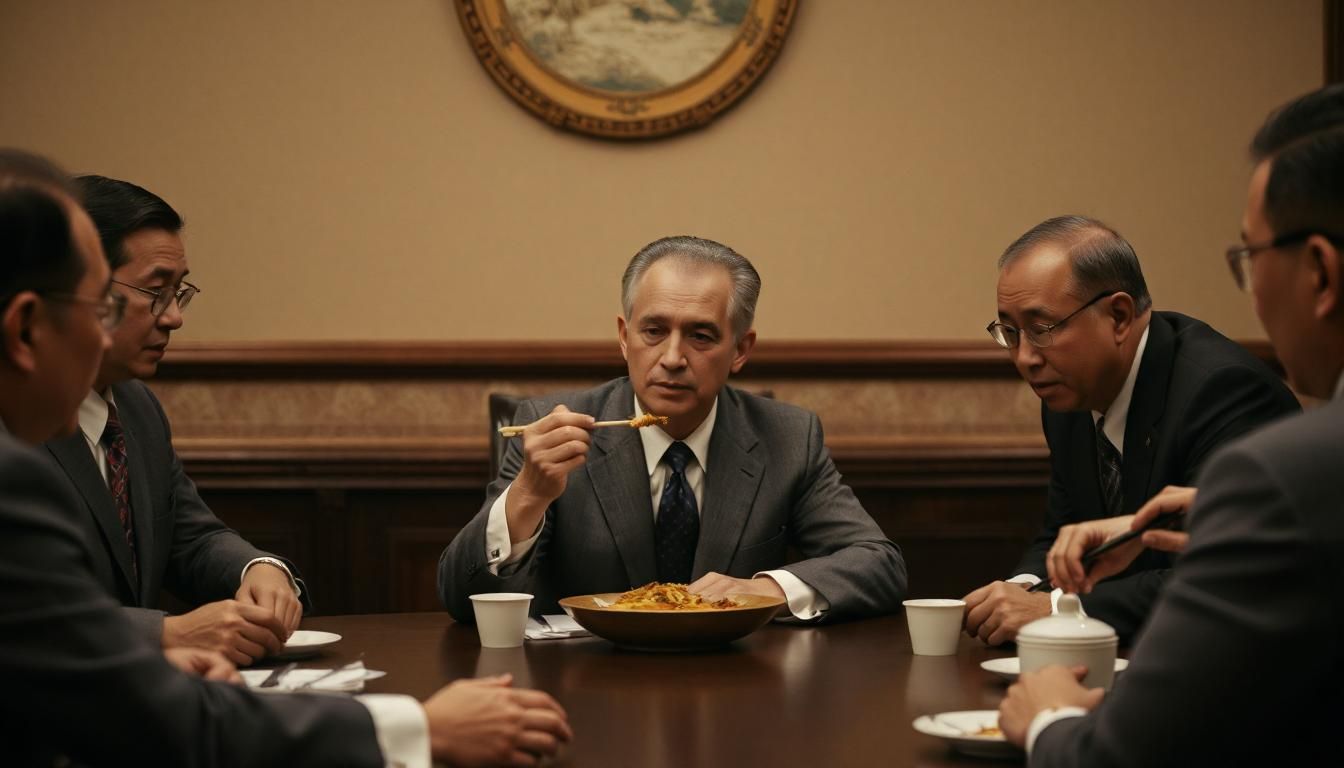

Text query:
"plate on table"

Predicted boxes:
[[557, 593, 784, 651], [274, 630, 342, 659], [980, 656, 1129, 682], [912, 710, 1021, 759]]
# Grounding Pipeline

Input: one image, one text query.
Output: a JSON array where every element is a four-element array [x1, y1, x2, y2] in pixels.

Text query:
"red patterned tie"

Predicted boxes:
[[102, 403, 137, 575]]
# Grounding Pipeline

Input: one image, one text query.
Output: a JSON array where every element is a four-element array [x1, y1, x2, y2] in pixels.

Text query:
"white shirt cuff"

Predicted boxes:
[[756, 570, 828, 621], [1025, 706, 1089, 756], [1007, 573, 1041, 587], [485, 484, 543, 576], [356, 694, 431, 768], [240, 557, 301, 598]]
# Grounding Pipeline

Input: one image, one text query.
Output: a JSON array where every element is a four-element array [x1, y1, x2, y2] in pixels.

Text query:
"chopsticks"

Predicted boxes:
[[1027, 512, 1184, 593], [498, 413, 668, 438]]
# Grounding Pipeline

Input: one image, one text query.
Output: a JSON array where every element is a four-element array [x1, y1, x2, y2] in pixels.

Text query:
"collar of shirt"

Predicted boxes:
[[635, 394, 717, 477], [1091, 324, 1150, 456], [78, 389, 114, 448]]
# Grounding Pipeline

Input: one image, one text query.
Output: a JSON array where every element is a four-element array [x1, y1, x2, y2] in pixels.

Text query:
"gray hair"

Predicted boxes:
[[621, 235, 762, 340], [998, 215, 1153, 313]]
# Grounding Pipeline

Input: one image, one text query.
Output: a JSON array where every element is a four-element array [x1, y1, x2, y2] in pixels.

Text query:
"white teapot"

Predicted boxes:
[[1016, 593, 1118, 690]]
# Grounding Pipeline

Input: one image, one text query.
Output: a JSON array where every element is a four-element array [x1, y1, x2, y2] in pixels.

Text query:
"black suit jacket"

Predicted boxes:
[[43, 380, 309, 641], [0, 432, 381, 767], [1014, 312, 1299, 641], [1032, 397, 1344, 767], [438, 378, 907, 621]]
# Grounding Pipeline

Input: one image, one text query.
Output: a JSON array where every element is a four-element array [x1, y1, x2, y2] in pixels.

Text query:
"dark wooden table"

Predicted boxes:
[[291, 613, 1020, 767]]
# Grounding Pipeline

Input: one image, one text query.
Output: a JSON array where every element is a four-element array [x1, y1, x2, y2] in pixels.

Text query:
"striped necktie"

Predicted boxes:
[[1095, 416, 1123, 518]]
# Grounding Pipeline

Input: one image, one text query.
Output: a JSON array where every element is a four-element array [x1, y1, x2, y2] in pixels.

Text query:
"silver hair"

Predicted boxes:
[[620, 235, 762, 340]]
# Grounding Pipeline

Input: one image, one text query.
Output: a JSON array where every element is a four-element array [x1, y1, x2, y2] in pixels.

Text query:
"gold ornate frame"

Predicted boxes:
[[454, 0, 798, 139]]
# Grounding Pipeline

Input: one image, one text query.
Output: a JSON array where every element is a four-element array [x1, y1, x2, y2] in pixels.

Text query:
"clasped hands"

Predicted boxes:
[[161, 562, 303, 665]]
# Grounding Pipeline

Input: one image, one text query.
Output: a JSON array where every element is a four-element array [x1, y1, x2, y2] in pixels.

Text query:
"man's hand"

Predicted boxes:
[[688, 573, 786, 602], [162, 600, 288, 666], [424, 674, 572, 767], [505, 405, 595, 543], [961, 581, 1051, 646], [998, 665, 1105, 747], [1047, 485, 1195, 595], [1047, 515, 1137, 595], [235, 563, 302, 635], [162, 647, 241, 684], [1133, 485, 1194, 553]]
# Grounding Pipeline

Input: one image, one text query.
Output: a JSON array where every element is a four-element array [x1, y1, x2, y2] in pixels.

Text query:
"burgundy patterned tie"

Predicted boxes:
[[102, 403, 137, 575]]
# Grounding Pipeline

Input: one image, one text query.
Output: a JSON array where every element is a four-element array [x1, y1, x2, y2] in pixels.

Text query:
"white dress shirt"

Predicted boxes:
[[485, 396, 828, 620]]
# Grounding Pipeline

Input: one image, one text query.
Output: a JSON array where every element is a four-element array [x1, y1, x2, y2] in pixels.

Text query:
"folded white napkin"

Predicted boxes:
[[525, 615, 590, 640], [241, 662, 386, 692]]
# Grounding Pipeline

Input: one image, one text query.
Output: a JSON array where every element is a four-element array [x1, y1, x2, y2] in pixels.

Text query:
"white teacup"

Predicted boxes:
[[469, 592, 533, 648], [1016, 594, 1118, 690], [902, 598, 966, 656]]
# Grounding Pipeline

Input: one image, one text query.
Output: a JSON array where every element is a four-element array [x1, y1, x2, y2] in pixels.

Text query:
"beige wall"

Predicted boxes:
[[0, 0, 1322, 342]]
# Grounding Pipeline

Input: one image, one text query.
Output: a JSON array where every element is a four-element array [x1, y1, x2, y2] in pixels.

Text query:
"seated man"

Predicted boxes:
[[1000, 82, 1344, 767], [0, 149, 570, 766], [439, 235, 906, 622], [963, 216, 1298, 645], [42, 175, 303, 665]]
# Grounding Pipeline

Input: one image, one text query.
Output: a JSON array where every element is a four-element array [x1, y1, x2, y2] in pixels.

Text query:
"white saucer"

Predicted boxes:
[[980, 656, 1129, 682], [912, 710, 1020, 759], [274, 630, 342, 659]]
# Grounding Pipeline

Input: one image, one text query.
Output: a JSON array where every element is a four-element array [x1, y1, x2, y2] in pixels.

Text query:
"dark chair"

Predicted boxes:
[[488, 392, 527, 481]]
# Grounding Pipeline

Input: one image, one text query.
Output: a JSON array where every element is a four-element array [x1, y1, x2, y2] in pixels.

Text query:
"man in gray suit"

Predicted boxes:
[[0, 149, 571, 766], [998, 84, 1344, 766], [43, 175, 304, 665], [439, 236, 906, 621]]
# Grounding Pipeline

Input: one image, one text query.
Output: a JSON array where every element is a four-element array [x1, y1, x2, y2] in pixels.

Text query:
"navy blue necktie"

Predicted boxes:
[[655, 442, 699, 584], [1095, 417, 1123, 518]]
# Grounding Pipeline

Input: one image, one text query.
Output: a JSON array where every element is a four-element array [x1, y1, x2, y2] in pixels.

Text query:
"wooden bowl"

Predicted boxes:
[[558, 593, 785, 651]]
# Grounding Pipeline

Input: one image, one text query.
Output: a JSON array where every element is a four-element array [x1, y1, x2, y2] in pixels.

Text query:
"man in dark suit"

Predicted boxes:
[[438, 236, 906, 621], [962, 216, 1298, 645], [43, 175, 306, 664], [998, 84, 1344, 765], [0, 149, 570, 766]]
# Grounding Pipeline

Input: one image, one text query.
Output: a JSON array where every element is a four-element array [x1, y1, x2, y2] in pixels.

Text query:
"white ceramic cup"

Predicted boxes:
[[469, 593, 534, 648], [903, 598, 966, 656]]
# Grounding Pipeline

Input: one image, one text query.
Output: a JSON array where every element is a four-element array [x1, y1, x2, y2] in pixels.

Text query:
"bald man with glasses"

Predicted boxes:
[[42, 175, 308, 666], [960, 215, 1299, 647]]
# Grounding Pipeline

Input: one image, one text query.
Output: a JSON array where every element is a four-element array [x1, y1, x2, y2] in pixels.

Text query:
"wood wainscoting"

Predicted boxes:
[[150, 339, 1271, 615]]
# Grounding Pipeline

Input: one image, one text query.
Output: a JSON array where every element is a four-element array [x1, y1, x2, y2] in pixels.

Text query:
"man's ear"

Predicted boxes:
[[1308, 235, 1342, 322], [616, 314, 629, 361], [0, 293, 40, 373], [729, 329, 756, 374], [1107, 291, 1139, 344]]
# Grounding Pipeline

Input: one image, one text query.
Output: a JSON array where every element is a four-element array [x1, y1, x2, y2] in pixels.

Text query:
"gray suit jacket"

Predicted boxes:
[[43, 380, 308, 641], [1031, 398, 1344, 767], [438, 378, 907, 621], [0, 431, 381, 767]]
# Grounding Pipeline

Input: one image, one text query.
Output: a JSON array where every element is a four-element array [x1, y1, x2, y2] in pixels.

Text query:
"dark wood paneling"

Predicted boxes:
[[156, 339, 1278, 380]]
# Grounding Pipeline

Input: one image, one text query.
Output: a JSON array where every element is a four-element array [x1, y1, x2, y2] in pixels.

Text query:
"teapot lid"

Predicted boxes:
[[1017, 593, 1116, 643]]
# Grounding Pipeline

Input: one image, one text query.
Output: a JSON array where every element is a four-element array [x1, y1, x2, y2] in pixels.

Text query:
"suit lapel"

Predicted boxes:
[[1120, 314, 1174, 513], [45, 433, 140, 600], [117, 408, 157, 598], [586, 382, 658, 588], [693, 389, 764, 578]]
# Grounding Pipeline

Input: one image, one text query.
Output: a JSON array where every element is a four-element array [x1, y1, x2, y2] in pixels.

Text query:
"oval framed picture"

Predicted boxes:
[[455, 0, 799, 139]]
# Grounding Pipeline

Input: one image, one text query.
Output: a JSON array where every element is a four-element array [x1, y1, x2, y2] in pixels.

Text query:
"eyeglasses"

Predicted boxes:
[[1225, 230, 1343, 292], [112, 279, 199, 316], [42, 288, 128, 330], [986, 290, 1117, 349]]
